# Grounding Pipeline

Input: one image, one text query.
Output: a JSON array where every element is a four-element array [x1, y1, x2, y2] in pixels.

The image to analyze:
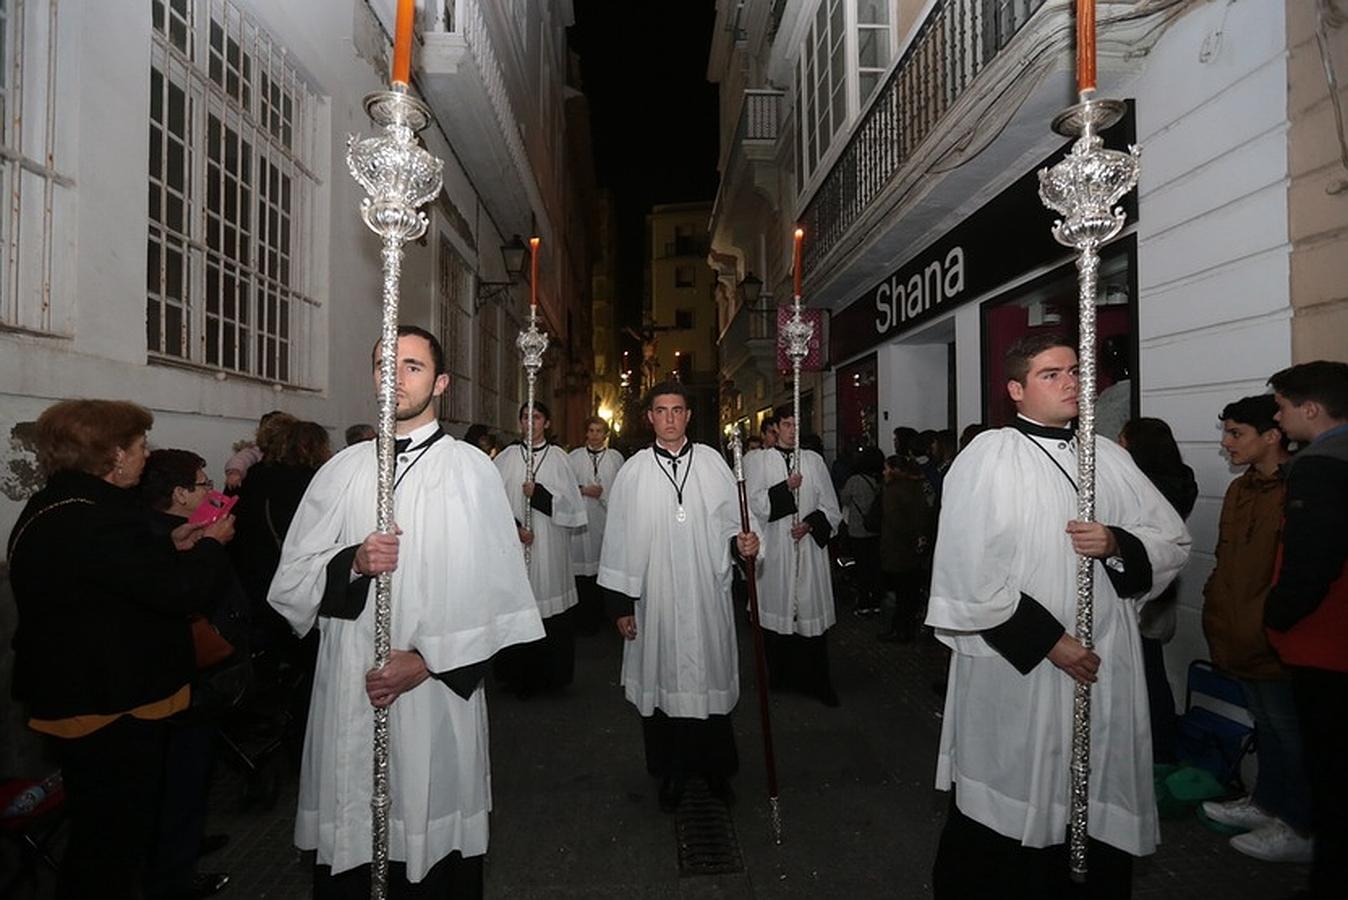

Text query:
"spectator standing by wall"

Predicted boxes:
[[1200, 394, 1311, 864], [1263, 361, 1348, 899]]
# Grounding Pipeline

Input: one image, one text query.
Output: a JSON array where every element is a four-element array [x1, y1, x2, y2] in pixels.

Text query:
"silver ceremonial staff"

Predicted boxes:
[[518, 237, 548, 564], [1038, 94, 1140, 881], [780, 228, 813, 596], [346, 83, 444, 899]]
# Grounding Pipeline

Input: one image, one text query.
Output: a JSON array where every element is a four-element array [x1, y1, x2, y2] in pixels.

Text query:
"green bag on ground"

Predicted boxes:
[[1154, 764, 1225, 820]]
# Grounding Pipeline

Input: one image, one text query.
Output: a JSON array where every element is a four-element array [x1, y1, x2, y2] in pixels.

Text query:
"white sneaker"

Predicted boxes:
[[1202, 795, 1276, 831], [1229, 819, 1314, 864]]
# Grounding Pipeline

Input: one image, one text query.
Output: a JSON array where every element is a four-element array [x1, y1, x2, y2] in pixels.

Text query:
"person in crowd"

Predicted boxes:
[[1118, 416, 1198, 765], [759, 415, 779, 450], [223, 410, 292, 491], [268, 325, 543, 897], [959, 422, 989, 452], [344, 423, 376, 446], [893, 426, 936, 510], [8, 400, 235, 900], [568, 416, 624, 635], [878, 451, 935, 643], [1199, 394, 1311, 864], [930, 429, 957, 480], [494, 401, 587, 697], [840, 445, 885, 613], [830, 441, 857, 493], [231, 418, 331, 650], [746, 435, 764, 452], [1263, 360, 1348, 900], [925, 333, 1190, 898], [463, 423, 498, 458], [599, 381, 760, 811], [747, 404, 844, 706], [139, 449, 246, 900], [1094, 334, 1133, 446]]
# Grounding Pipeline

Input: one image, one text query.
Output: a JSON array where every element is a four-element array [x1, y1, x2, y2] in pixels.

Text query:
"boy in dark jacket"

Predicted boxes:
[[1264, 361, 1348, 900]]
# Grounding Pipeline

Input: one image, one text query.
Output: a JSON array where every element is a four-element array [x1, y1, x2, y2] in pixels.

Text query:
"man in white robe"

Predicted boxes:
[[925, 334, 1190, 898], [268, 326, 544, 898], [568, 416, 624, 634], [746, 405, 843, 706], [599, 381, 761, 812], [494, 401, 586, 697]]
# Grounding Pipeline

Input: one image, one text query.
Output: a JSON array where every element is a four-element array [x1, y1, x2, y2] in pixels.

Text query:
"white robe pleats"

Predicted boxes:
[[567, 446, 624, 577], [926, 426, 1191, 856], [494, 443, 586, 618], [598, 443, 760, 718], [267, 424, 544, 880], [745, 447, 841, 636]]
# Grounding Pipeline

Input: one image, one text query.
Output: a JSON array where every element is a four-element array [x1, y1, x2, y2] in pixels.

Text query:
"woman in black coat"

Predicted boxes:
[[7, 400, 235, 900], [1119, 416, 1198, 765]]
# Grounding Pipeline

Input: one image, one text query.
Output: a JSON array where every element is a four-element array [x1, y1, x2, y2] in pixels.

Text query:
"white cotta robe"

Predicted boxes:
[[598, 443, 761, 718], [267, 422, 545, 880], [494, 443, 586, 617], [925, 424, 1191, 857], [567, 446, 624, 577], [746, 447, 842, 636]]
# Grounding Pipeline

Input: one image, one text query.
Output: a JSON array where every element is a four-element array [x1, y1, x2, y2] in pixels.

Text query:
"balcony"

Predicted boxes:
[[709, 90, 784, 254], [417, 0, 539, 240], [790, 0, 1182, 311], [799, 0, 1048, 280], [717, 298, 777, 384]]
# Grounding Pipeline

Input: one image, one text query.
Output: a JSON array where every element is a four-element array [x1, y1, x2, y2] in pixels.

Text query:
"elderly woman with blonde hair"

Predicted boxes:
[[7, 399, 235, 900]]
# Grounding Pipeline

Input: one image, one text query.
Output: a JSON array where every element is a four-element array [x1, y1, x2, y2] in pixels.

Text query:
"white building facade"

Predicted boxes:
[[0, 0, 594, 544], [709, 0, 1347, 688]]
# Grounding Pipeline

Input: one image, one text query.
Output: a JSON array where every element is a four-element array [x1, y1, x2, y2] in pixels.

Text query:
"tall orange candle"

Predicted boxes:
[[1076, 0, 1096, 94], [529, 237, 541, 308], [792, 227, 804, 297], [391, 0, 415, 86]]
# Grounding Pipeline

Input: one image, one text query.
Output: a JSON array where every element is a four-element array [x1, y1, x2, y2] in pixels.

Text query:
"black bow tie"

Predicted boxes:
[[395, 437, 411, 454], [1013, 417, 1077, 442], [654, 443, 691, 462]]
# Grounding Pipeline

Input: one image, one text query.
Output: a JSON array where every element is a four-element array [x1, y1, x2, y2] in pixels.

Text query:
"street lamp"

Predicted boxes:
[[740, 272, 763, 305], [475, 234, 532, 310]]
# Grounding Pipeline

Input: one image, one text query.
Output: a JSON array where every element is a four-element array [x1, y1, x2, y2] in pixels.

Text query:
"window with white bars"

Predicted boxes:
[[0, 0, 73, 335], [147, 0, 320, 384], [435, 233, 472, 422], [796, 0, 895, 190]]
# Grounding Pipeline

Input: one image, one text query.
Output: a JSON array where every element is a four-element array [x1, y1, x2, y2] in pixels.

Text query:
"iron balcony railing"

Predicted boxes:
[[712, 89, 783, 230], [798, 0, 1048, 275]]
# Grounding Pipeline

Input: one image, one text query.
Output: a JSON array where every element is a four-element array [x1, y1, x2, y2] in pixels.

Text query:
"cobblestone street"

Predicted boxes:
[[166, 599, 1306, 899]]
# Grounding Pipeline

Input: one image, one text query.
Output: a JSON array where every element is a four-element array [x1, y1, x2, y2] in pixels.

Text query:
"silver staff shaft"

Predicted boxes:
[[1038, 93, 1140, 882], [347, 85, 443, 900], [781, 289, 814, 598], [517, 282, 550, 566]]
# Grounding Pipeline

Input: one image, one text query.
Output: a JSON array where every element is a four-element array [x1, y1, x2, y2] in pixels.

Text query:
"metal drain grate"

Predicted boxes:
[[674, 778, 745, 876]]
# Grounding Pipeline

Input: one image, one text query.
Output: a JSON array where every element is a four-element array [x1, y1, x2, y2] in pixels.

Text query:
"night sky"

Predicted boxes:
[[568, 1, 719, 341]]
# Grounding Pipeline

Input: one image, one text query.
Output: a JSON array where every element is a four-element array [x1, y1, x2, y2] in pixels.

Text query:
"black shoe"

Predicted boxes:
[[198, 834, 230, 857], [706, 774, 736, 806], [189, 872, 230, 898], [658, 775, 686, 813]]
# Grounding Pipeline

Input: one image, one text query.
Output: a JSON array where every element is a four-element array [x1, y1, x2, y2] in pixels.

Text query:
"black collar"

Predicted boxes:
[[1013, 416, 1076, 442], [653, 441, 692, 462]]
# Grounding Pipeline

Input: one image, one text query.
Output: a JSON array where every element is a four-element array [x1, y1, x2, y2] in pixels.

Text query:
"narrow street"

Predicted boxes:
[[187, 600, 1301, 899]]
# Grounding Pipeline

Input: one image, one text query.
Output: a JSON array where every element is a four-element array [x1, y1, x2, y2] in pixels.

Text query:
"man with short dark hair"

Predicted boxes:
[[759, 415, 779, 450], [926, 334, 1190, 897], [269, 324, 544, 897], [495, 400, 586, 696], [599, 381, 761, 812], [569, 416, 623, 634], [747, 404, 843, 706], [1200, 394, 1311, 864], [1264, 360, 1348, 900]]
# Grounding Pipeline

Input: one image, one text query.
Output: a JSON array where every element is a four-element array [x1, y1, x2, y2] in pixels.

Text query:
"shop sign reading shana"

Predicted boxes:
[[874, 246, 965, 333]]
